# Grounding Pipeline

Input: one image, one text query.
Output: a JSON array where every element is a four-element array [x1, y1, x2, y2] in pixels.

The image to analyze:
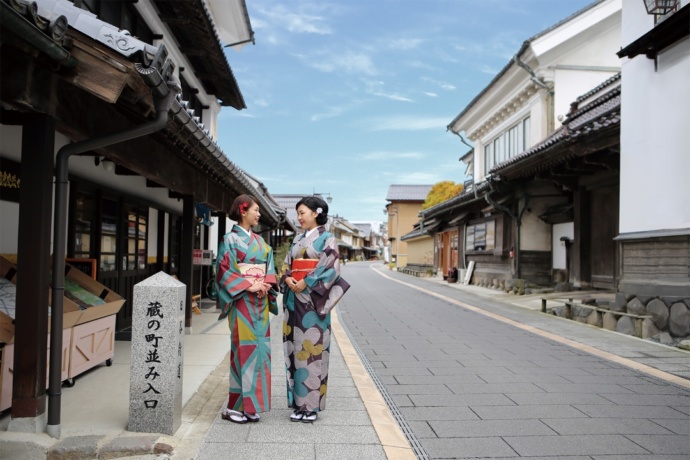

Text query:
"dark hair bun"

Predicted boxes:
[[296, 196, 329, 225]]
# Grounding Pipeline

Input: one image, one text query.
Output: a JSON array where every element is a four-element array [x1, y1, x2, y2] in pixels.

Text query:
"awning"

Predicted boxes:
[[336, 239, 352, 249]]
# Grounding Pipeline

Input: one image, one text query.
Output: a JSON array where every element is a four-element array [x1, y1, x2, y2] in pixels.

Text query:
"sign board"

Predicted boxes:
[[463, 261, 475, 285], [193, 249, 213, 266], [66, 258, 97, 280]]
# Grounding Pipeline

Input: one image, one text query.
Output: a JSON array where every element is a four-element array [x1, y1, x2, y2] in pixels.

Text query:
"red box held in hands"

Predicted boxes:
[[291, 259, 318, 281]]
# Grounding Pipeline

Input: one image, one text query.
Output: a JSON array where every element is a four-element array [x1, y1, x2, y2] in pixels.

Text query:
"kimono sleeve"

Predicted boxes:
[[303, 234, 341, 295], [216, 235, 252, 318], [304, 234, 350, 317]]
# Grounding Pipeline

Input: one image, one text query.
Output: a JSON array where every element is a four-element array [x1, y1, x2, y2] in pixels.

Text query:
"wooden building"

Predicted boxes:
[[0, 0, 283, 434], [422, 0, 622, 289]]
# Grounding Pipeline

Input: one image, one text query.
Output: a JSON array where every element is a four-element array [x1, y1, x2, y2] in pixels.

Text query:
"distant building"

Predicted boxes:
[[385, 184, 433, 268]]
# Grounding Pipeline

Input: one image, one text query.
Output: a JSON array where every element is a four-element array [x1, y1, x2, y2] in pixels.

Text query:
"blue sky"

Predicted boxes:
[[218, 0, 593, 226]]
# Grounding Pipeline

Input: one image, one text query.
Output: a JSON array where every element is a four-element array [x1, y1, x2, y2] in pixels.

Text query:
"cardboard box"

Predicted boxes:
[[61, 262, 124, 329], [0, 256, 124, 342]]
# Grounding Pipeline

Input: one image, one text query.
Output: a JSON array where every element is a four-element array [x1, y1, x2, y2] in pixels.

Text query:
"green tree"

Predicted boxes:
[[422, 181, 464, 210]]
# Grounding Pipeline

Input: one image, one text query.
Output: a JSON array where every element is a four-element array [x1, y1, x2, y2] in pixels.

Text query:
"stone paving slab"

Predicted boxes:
[[192, 306, 411, 460], [541, 417, 678, 435], [504, 434, 649, 456], [428, 419, 558, 437], [336, 263, 690, 459]]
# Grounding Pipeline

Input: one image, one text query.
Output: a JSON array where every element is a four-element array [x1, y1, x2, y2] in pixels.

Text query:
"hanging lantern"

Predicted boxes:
[[643, 0, 678, 16]]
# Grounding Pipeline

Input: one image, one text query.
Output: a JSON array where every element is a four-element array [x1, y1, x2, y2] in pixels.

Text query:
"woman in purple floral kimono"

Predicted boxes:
[[280, 196, 350, 423]]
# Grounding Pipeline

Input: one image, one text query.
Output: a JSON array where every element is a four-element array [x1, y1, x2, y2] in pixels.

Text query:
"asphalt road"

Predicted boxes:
[[337, 261, 690, 459]]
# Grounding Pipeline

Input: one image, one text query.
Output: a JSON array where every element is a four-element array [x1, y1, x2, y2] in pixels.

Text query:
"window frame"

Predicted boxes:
[[483, 115, 531, 175]]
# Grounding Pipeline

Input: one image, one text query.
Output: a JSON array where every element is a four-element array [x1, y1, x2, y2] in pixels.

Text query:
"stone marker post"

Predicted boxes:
[[128, 272, 185, 435]]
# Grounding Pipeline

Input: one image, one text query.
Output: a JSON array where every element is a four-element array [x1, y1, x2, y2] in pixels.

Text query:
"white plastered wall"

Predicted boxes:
[[619, 2, 690, 233]]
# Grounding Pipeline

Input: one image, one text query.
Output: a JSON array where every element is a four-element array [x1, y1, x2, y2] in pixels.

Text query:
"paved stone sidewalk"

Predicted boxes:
[[189, 310, 412, 460]]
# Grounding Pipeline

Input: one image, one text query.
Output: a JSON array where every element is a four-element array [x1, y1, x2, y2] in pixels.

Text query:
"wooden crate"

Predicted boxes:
[[0, 329, 71, 412], [68, 315, 116, 379]]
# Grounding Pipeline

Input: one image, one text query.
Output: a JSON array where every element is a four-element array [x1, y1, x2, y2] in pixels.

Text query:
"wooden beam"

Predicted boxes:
[[146, 179, 164, 188], [180, 195, 195, 329], [159, 16, 191, 25], [179, 47, 206, 57], [11, 114, 53, 419], [1, 50, 238, 211]]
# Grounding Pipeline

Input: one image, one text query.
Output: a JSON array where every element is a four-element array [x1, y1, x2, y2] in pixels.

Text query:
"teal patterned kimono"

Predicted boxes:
[[216, 225, 278, 414], [280, 226, 350, 412]]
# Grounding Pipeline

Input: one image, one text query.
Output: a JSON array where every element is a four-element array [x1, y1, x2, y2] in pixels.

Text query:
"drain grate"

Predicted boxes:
[[339, 320, 429, 460]]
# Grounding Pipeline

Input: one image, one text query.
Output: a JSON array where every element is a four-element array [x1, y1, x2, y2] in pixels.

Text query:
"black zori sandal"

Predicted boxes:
[[244, 412, 260, 423], [290, 410, 304, 422], [221, 409, 248, 424]]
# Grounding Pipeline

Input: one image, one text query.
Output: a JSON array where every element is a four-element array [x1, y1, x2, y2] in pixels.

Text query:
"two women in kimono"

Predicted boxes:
[[215, 195, 278, 424], [280, 196, 350, 423], [215, 194, 348, 424]]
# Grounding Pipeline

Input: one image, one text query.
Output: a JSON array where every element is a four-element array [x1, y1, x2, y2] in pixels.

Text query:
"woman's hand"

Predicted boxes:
[[247, 281, 270, 298], [286, 276, 306, 293]]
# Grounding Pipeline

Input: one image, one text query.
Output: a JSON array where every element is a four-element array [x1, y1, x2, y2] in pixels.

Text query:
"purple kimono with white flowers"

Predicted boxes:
[[280, 226, 350, 412]]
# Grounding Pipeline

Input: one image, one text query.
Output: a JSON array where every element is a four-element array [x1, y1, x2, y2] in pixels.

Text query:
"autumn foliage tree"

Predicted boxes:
[[422, 181, 464, 210]]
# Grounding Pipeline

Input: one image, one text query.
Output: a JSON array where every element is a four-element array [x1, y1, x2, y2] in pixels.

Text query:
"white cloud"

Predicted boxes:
[[381, 171, 441, 183], [361, 79, 411, 102], [358, 151, 425, 161], [255, 4, 333, 35], [311, 106, 346, 121], [423, 92, 438, 98], [363, 116, 449, 132], [371, 92, 413, 102], [304, 50, 377, 75], [386, 38, 424, 50], [421, 77, 456, 91]]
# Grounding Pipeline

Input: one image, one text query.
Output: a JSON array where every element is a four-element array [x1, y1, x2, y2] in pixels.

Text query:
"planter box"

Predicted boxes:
[[68, 314, 116, 378], [0, 328, 71, 412]]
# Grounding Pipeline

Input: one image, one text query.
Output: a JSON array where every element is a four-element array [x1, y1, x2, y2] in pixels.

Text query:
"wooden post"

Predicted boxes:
[[11, 114, 54, 422], [179, 195, 194, 329]]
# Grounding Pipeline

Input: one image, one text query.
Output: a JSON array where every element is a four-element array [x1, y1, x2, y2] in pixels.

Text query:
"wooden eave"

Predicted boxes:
[[152, 0, 245, 109], [496, 126, 620, 182], [0, 28, 253, 216]]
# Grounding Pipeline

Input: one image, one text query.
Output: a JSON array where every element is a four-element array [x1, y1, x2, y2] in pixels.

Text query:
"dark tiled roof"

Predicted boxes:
[[386, 184, 433, 201], [574, 72, 621, 105], [14, 0, 276, 223], [420, 182, 490, 218], [353, 223, 372, 238], [273, 194, 331, 229], [152, 0, 245, 109], [447, 0, 607, 131]]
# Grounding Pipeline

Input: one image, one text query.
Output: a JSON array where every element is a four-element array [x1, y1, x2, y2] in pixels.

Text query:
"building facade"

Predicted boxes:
[[0, 0, 278, 433]]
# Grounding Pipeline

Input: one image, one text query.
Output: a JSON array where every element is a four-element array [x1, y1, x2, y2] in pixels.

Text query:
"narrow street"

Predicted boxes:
[[337, 262, 690, 459]]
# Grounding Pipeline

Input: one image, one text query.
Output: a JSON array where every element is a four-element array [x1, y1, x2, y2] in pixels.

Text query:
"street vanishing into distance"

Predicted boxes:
[[336, 261, 690, 459]]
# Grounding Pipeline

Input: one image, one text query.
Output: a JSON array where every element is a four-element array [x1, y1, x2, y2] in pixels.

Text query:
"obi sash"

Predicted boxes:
[[238, 263, 266, 284], [291, 258, 318, 281]]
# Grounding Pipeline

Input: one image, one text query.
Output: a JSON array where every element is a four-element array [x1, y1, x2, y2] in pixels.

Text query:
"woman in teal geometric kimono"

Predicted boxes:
[[280, 196, 350, 423], [216, 195, 278, 424]]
